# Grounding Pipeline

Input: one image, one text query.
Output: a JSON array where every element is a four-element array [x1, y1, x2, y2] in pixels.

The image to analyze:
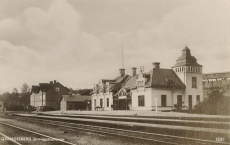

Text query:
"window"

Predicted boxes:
[[161, 95, 166, 107], [99, 85, 103, 92], [196, 95, 200, 104], [138, 95, 145, 106], [94, 99, 96, 107], [137, 81, 144, 87], [56, 87, 60, 92], [107, 98, 109, 107], [192, 77, 197, 88], [100, 99, 103, 107]]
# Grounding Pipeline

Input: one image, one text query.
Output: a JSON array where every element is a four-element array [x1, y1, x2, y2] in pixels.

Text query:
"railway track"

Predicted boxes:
[[6, 115, 230, 145], [0, 120, 76, 145]]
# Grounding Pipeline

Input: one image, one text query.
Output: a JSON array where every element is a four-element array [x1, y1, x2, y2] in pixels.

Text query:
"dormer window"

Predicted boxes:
[[107, 84, 109, 92], [137, 81, 144, 87], [118, 88, 127, 96], [56, 87, 60, 92], [165, 78, 174, 85]]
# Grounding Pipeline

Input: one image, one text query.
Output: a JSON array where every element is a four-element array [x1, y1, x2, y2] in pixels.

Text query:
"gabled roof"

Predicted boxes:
[[172, 46, 202, 68], [39, 83, 50, 91], [31, 85, 40, 93], [123, 75, 137, 89], [43, 82, 69, 92], [123, 68, 185, 89], [101, 79, 115, 83], [110, 75, 130, 92], [31, 81, 69, 93], [148, 68, 185, 89], [62, 95, 91, 102]]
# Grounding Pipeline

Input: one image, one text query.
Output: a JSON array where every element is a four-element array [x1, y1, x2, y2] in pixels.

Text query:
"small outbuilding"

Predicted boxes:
[[60, 95, 91, 111]]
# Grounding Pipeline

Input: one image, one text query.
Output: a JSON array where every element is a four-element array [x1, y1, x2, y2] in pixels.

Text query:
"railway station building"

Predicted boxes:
[[91, 46, 203, 111]]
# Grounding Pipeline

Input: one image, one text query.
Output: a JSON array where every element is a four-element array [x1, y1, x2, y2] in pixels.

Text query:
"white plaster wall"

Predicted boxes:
[[60, 99, 66, 111], [30, 94, 35, 106], [150, 88, 185, 111], [173, 67, 203, 109], [131, 88, 152, 110], [185, 73, 203, 108], [151, 88, 172, 107], [103, 92, 113, 111], [91, 92, 113, 111], [172, 89, 185, 106]]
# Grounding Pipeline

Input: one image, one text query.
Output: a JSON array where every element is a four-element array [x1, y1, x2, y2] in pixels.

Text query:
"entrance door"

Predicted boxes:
[[119, 99, 126, 110], [127, 99, 132, 110], [113, 99, 118, 110], [161, 95, 166, 107], [177, 95, 182, 109], [189, 95, 192, 110]]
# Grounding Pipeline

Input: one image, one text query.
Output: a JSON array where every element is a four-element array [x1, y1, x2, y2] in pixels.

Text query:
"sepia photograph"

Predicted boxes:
[[0, 0, 229, 144]]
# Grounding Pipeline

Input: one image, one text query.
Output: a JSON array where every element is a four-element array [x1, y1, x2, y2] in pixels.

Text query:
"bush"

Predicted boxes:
[[192, 90, 230, 115]]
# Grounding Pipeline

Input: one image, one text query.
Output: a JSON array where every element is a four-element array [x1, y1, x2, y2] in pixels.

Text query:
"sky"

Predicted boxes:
[[0, 0, 229, 93]]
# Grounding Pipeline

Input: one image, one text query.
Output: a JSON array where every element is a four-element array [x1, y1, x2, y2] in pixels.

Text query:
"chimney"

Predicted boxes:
[[119, 68, 125, 77], [131, 67, 137, 76], [54, 80, 56, 84], [153, 62, 160, 69], [50, 81, 53, 85]]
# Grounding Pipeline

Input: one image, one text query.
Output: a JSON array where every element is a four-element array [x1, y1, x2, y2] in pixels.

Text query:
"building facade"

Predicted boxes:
[[30, 80, 69, 110], [91, 69, 129, 111], [92, 46, 203, 111], [60, 95, 91, 111]]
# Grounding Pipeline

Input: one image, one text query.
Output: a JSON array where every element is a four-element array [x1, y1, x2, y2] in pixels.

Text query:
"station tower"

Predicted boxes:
[[172, 46, 203, 110]]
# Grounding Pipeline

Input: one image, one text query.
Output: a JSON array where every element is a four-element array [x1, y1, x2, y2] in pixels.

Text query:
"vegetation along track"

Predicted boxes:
[[6, 115, 230, 145], [0, 121, 76, 145]]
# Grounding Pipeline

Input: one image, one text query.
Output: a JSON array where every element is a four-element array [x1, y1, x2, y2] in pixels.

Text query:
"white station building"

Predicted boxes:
[[91, 46, 203, 111]]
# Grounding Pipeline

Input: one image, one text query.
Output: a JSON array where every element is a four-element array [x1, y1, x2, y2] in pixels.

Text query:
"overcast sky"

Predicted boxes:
[[0, 0, 229, 93]]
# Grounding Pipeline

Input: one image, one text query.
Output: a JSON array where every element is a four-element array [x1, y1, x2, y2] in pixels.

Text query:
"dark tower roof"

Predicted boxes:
[[172, 46, 202, 68]]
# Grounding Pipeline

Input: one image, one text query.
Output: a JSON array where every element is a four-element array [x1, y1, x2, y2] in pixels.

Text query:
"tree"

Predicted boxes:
[[12, 88, 18, 94], [68, 88, 93, 96], [21, 83, 30, 94], [192, 89, 230, 115], [20, 83, 30, 106]]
